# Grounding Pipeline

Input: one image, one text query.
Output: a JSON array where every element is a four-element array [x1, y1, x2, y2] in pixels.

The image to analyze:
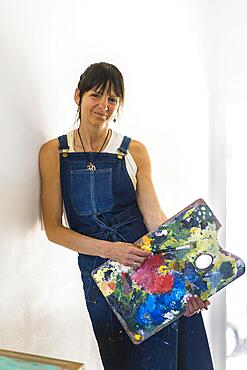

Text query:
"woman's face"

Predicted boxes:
[[75, 84, 120, 126]]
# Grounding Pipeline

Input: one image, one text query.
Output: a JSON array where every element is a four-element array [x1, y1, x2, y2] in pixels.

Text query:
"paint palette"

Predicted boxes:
[[92, 199, 245, 344]]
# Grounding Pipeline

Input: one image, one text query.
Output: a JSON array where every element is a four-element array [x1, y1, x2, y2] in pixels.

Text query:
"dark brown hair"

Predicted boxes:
[[77, 62, 125, 106]]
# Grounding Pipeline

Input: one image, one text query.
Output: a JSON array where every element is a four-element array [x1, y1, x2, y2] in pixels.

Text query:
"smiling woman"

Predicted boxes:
[[76, 62, 124, 123], [39, 62, 213, 370], [76, 87, 119, 127]]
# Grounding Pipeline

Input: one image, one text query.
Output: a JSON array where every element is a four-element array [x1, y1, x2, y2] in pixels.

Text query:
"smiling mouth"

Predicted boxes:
[[94, 112, 107, 118]]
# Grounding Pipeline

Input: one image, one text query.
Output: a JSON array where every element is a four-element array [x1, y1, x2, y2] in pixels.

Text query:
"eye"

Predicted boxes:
[[109, 97, 118, 104], [91, 92, 101, 98]]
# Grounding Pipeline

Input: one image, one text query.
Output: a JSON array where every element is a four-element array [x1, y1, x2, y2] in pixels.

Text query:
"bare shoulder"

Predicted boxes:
[[39, 138, 60, 175], [128, 139, 151, 172], [39, 138, 60, 163], [39, 138, 59, 158], [128, 139, 147, 154]]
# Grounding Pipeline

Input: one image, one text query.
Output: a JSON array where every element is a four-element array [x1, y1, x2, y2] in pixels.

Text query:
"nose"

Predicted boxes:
[[98, 96, 109, 111]]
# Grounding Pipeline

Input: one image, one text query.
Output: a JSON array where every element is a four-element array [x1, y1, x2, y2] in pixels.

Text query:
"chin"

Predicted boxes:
[[92, 120, 109, 128]]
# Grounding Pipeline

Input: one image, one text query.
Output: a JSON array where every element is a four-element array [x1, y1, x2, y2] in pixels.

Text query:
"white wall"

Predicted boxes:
[[2, 1, 246, 369], [206, 1, 247, 370]]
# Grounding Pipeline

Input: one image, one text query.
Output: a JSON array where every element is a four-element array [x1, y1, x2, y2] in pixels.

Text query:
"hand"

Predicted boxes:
[[108, 242, 151, 269], [183, 295, 210, 317]]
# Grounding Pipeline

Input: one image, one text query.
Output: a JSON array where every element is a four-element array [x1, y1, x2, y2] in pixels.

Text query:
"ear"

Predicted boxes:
[[74, 88, 81, 106]]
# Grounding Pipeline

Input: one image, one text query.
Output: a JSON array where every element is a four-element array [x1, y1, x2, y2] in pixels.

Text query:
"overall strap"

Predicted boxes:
[[117, 136, 131, 155], [58, 134, 69, 150], [58, 135, 70, 157]]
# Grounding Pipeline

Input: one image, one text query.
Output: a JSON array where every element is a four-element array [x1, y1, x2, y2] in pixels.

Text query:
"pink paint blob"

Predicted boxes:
[[132, 254, 174, 294]]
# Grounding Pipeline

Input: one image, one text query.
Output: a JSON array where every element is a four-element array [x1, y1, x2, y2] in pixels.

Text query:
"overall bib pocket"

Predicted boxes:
[[70, 168, 114, 216]]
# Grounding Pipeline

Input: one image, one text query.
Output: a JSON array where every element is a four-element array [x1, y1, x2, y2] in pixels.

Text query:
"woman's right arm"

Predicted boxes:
[[39, 139, 149, 267]]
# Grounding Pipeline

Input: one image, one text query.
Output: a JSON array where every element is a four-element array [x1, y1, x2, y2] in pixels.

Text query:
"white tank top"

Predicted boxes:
[[66, 129, 137, 189]]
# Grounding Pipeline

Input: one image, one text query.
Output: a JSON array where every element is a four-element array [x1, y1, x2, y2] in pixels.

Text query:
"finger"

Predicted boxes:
[[186, 296, 200, 312], [187, 302, 198, 316], [183, 307, 190, 317], [132, 261, 141, 270], [185, 297, 194, 316], [132, 247, 151, 257], [203, 299, 210, 310], [131, 255, 146, 264], [193, 295, 205, 310], [185, 303, 195, 316]]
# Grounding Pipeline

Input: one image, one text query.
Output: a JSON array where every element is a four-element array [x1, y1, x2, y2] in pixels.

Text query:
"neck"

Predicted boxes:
[[77, 123, 110, 152]]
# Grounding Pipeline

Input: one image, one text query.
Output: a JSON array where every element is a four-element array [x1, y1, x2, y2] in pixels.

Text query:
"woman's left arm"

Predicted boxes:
[[128, 140, 167, 232], [129, 139, 210, 316]]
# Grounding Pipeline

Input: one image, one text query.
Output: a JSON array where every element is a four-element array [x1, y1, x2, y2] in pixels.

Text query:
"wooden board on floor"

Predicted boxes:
[[0, 349, 85, 369]]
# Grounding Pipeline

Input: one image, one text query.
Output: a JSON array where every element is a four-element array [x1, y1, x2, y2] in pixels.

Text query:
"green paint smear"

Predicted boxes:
[[0, 355, 62, 369]]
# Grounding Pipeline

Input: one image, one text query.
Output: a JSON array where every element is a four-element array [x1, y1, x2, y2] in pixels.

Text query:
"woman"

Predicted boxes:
[[39, 62, 214, 370]]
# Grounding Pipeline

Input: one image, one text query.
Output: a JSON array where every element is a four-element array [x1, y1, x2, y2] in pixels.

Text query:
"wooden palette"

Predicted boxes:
[[92, 199, 245, 344]]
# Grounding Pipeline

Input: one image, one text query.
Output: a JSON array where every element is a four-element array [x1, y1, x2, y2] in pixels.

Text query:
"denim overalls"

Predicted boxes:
[[58, 134, 214, 370]]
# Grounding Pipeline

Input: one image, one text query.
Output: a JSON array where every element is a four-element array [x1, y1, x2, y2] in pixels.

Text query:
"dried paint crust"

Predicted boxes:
[[92, 198, 245, 344]]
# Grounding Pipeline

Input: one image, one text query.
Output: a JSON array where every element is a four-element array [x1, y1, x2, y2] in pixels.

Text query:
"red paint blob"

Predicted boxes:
[[132, 254, 174, 294]]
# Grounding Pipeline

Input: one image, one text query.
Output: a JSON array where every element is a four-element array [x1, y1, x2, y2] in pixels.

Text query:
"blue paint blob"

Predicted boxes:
[[219, 261, 233, 279]]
